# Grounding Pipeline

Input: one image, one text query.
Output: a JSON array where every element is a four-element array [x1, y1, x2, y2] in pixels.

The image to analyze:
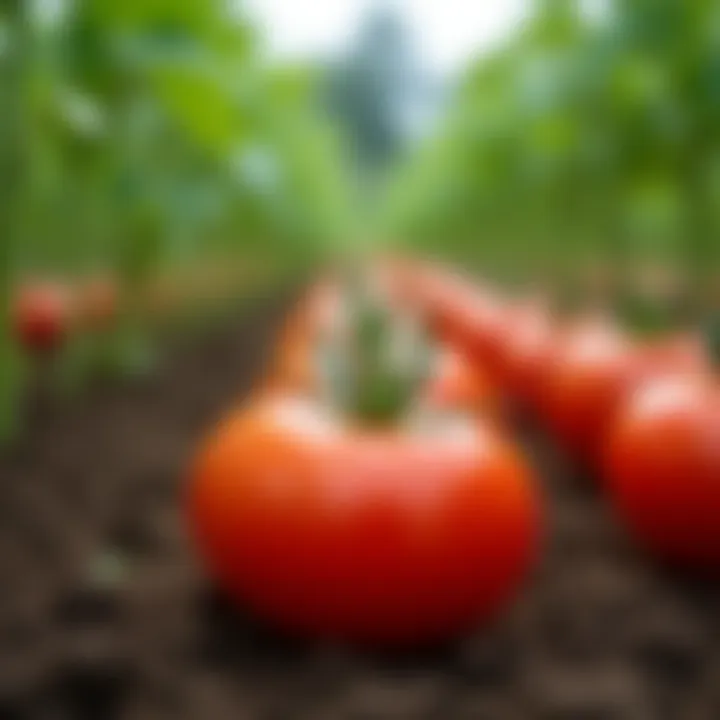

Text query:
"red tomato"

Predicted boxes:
[[497, 305, 556, 410], [540, 317, 638, 458], [188, 395, 541, 646], [461, 299, 510, 380], [429, 288, 509, 375], [542, 319, 707, 462], [421, 347, 503, 421], [603, 374, 720, 568], [12, 280, 73, 355]]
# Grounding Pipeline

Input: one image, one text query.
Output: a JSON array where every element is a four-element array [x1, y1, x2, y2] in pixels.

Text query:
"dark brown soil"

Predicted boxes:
[[1, 290, 720, 720]]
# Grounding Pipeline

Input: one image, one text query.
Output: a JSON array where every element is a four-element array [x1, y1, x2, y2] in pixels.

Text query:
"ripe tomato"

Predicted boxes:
[[12, 280, 73, 355], [421, 346, 503, 421], [603, 374, 720, 568], [426, 285, 509, 376], [540, 318, 631, 457], [188, 395, 541, 646], [541, 319, 707, 463], [496, 304, 556, 410]]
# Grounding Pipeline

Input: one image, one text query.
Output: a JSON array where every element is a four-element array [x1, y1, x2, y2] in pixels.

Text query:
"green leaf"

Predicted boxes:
[[153, 65, 242, 152]]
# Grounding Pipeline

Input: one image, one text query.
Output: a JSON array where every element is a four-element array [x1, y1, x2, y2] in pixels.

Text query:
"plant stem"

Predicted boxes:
[[317, 278, 432, 427]]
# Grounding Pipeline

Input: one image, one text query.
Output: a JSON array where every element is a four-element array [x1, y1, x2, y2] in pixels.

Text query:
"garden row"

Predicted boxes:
[[185, 254, 718, 651]]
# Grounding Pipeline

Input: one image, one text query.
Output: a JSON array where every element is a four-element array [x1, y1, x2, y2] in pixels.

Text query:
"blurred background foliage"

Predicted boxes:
[[1, 0, 719, 435], [0, 0, 356, 281], [0, 0, 358, 435], [384, 0, 720, 292]]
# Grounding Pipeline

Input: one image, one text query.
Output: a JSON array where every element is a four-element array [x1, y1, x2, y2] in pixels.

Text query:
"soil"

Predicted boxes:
[[1, 288, 719, 720]]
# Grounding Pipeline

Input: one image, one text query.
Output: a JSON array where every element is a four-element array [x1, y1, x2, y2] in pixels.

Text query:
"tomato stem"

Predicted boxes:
[[317, 275, 432, 427]]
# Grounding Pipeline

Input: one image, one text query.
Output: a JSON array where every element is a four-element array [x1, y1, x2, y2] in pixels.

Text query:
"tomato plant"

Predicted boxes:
[[188, 394, 541, 646], [603, 374, 720, 568]]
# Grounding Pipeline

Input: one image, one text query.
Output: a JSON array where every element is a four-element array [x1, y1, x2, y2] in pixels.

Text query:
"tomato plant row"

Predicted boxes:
[[392, 257, 719, 571], [187, 255, 719, 650]]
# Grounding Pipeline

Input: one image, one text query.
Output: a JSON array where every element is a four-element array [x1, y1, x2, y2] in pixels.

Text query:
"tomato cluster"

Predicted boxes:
[[187, 256, 718, 649], [399, 260, 718, 573]]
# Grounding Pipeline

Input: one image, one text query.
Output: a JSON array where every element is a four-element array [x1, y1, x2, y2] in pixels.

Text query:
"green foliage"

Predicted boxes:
[[0, 0, 355, 440], [384, 0, 720, 287]]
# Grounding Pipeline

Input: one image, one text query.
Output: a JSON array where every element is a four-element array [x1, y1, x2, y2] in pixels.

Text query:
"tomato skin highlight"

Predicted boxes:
[[12, 281, 73, 355], [603, 375, 720, 568], [188, 396, 541, 646]]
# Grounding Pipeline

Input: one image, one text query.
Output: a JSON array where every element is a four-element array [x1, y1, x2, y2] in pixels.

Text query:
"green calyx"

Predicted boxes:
[[315, 278, 433, 427]]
